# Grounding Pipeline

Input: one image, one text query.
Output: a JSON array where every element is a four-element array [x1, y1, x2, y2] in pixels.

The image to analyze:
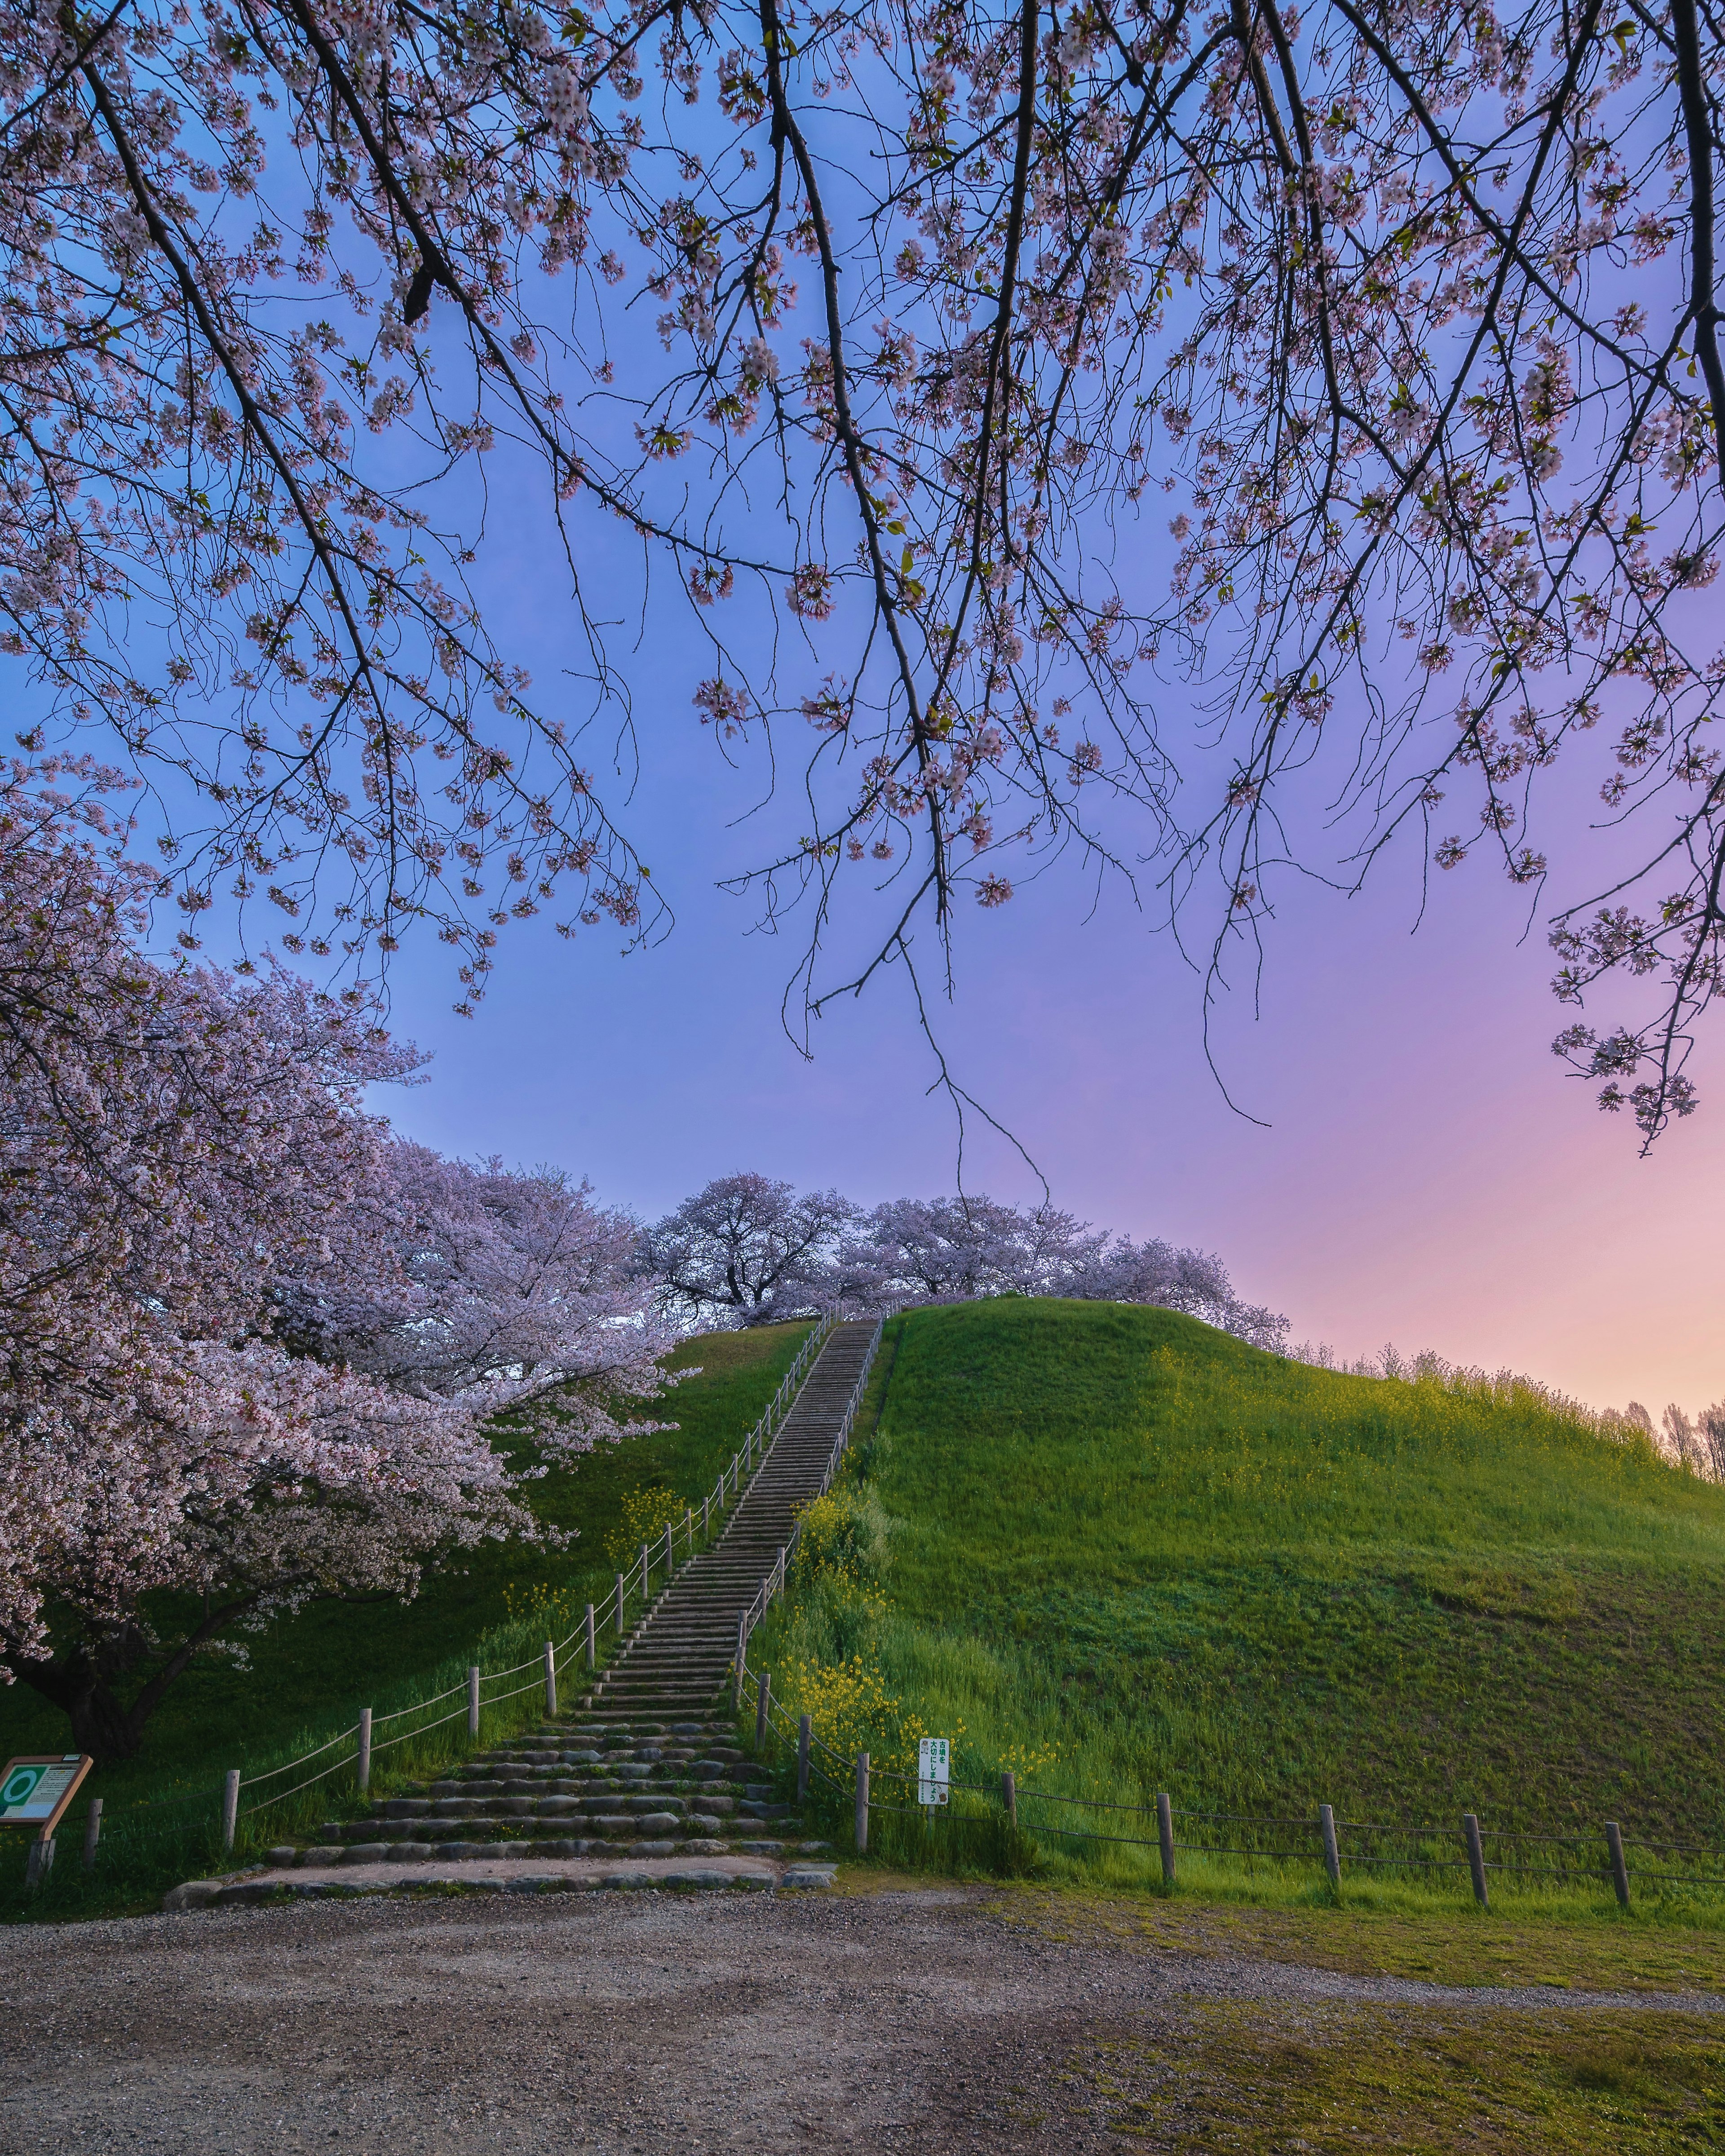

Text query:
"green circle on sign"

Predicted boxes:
[[2, 1767, 41, 1806]]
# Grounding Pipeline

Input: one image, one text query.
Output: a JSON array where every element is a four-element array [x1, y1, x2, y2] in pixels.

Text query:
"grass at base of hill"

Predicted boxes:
[[1057, 2003, 1725, 2153], [0, 1321, 810, 1920], [746, 1297, 1725, 1893], [978, 1879, 1725, 1992], [832, 1876, 1725, 2147]]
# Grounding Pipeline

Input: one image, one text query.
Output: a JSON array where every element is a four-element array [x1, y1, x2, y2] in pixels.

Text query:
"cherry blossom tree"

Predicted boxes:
[[1068, 1234, 1289, 1348], [278, 1140, 683, 1437], [847, 1193, 1099, 1299], [0, 761, 668, 1760], [848, 1192, 1287, 1342], [649, 1173, 859, 1324], [3, 0, 1721, 1138]]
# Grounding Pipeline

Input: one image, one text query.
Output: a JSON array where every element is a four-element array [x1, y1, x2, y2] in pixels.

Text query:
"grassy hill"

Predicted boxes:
[[0, 1323, 812, 1829], [756, 1299, 1725, 1873]]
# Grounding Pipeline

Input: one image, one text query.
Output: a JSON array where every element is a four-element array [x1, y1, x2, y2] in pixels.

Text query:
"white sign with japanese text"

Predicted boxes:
[[918, 1736, 950, 1807]]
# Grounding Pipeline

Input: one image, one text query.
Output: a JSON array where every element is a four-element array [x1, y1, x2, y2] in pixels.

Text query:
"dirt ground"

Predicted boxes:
[[0, 1883, 1719, 2154]]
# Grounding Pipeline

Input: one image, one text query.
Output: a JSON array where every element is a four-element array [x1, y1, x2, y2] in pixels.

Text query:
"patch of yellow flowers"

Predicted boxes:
[[502, 1579, 580, 1631], [998, 1738, 1061, 1782], [769, 1649, 968, 1782], [603, 1484, 689, 1568]]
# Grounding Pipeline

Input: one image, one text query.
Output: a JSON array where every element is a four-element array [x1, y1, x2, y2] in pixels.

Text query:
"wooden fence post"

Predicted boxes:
[[703, 1491, 712, 1538], [1002, 1770, 1017, 1829], [855, 1753, 870, 1854], [1156, 1791, 1176, 1891], [1319, 1803, 1341, 1891], [1606, 1821, 1631, 1909], [733, 1615, 747, 1711], [755, 1669, 771, 1753], [24, 1836, 55, 1890], [543, 1639, 557, 1717], [357, 1708, 372, 1794], [615, 1572, 626, 1630], [584, 1604, 596, 1673], [797, 1715, 812, 1805], [1463, 1813, 1489, 1908], [467, 1665, 481, 1738], [663, 1522, 675, 1580], [222, 1768, 240, 1852], [639, 1542, 650, 1599], [82, 1797, 102, 1872]]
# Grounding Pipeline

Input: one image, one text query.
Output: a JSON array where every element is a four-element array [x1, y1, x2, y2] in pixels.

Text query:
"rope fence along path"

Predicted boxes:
[[586, 1315, 892, 1723], [216, 1316, 841, 1848], [742, 1693, 1725, 1908]]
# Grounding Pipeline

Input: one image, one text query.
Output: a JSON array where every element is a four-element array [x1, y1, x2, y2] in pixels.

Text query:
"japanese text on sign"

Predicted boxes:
[[918, 1737, 950, 1807], [0, 1758, 84, 1824]]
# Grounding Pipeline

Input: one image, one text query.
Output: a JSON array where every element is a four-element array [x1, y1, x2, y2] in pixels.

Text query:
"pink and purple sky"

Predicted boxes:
[[372, 514, 1722, 1420]]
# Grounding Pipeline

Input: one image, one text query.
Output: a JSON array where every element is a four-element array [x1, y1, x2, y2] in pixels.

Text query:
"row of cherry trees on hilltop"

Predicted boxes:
[[646, 1172, 1289, 1348], [1, 0, 1721, 1142], [0, 761, 676, 1762]]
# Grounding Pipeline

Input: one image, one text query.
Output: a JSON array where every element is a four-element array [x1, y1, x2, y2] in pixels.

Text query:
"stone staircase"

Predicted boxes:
[[263, 1710, 826, 1867], [586, 1318, 878, 1718], [257, 1320, 880, 1874]]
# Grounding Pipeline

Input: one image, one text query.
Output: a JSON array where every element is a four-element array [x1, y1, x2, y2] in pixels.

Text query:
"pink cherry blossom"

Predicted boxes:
[[0, 761, 668, 1759]]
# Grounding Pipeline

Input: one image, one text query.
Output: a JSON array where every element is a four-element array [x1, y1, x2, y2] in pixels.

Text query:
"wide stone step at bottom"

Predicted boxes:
[[278, 1834, 830, 1866]]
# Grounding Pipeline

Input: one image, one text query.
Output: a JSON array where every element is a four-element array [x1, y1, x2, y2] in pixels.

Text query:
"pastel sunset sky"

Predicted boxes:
[[367, 475, 1723, 1424]]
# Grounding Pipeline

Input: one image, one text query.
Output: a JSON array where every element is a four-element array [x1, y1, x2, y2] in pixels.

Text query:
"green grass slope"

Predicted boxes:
[[0, 1322, 811, 1810], [762, 1299, 1725, 1852]]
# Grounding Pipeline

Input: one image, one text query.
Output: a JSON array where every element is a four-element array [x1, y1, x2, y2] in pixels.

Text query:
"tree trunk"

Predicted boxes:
[[11, 1644, 150, 1765], [7, 1594, 263, 1765]]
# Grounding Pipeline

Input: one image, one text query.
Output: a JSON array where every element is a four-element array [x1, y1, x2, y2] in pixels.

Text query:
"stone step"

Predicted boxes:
[[467, 1320, 888, 1842]]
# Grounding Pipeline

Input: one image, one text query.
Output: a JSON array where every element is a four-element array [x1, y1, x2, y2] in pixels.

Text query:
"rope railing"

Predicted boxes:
[[210, 1318, 841, 1852], [730, 1307, 896, 1705], [739, 1697, 1725, 1907], [237, 1724, 359, 1789], [556, 1311, 845, 1714]]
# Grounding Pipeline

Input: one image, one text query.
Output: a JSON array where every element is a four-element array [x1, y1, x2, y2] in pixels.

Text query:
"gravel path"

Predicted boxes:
[[1, 1885, 1719, 2154]]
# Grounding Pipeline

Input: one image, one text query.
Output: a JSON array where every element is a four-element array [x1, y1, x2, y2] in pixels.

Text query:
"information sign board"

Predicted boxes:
[[0, 1755, 93, 1837], [917, 1736, 950, 1808]]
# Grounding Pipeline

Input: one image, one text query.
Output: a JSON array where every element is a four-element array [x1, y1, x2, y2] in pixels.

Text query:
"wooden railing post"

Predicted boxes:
[[82, 1797, 102, 1872], [615, 1571, 626, 1629], [1606, 1821, 1631, 1909], [584, 1604, 596, 1673], [755, 1668, 771, 1753], [467, 1665, 481, 1737], [222, 1768, 240, 1853], [543, 1639, 557, 1717], [1319, 1803, 1341, 1891], [1463, 1813, 1489, 1908], [1156, 1792, 1175, 1891], [357, 1708, 372, 1794], [1002, 1770, 1017, 1828], [854, 1753, 870, 1854]]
